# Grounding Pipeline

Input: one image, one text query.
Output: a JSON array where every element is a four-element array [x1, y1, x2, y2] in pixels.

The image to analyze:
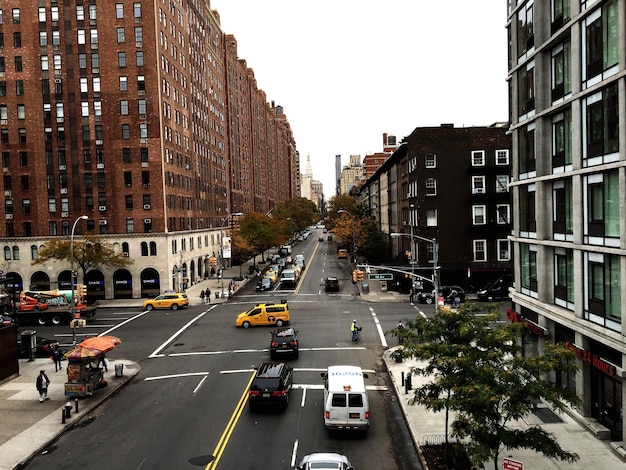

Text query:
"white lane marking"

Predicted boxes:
[[192, 374, 209, 395], [144, 372, 211, 381], [300, 387, 307, 407], [370, 307, 388, 348], [166, 346, 366, 357], [291, 440, 299, 469], [148, 310, 211, 358], [99, 309, 152, 336]]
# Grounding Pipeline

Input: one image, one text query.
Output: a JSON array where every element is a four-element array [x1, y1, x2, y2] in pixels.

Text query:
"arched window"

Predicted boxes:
[[12, 246, 19, 260], [31, 245, 38, 260], [149, 241, 157, 256], [141, 241, 148, 256], [4, 246, 11, 260]]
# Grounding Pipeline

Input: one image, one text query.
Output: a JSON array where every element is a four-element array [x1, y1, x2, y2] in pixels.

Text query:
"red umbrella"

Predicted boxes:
[[79, 335, 121, 353], [64, 346, 102, 361]]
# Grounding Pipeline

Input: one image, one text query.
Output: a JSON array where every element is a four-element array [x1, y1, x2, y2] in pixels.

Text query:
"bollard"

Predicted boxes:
[[64, 402, 72, 419], [61, 407, 66, 424], [406, 373, 412, 391], [401, 371, 405, 387], [75, 398, 79, 413]]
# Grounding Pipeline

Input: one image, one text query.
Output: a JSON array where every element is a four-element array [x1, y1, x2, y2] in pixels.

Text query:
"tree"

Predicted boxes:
[[33, 233, 133, 281], [392, 303, 580, 470], [358, 220, 388, 264], [272, 198, 318, 234], [239, 212, 281, 262]]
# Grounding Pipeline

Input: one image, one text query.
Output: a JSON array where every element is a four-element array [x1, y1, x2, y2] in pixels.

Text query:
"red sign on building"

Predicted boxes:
[[503, 457, 523, 470]]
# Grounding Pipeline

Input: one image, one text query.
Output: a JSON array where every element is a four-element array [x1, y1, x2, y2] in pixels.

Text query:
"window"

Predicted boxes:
[[91, 53, 100, 69], [425, 153, 436, 168], [125, 195, 133, 210], [118, 52, 126, 67], [14, 56, 22, 72], [93, 101, 102, 117], [38, 7, 46, 22], [76, 6, 85, 21], [80, 78, 88, 93], [473, 240, 486, 262], [585, 252, 620, 330], [13, 32, 21, 48], [520, 243, 537, 294], [517, 1, 533, 58], [15, 80, 23, 96], [12, 8, 20, 24], [520, 184, 536, 234], [471, 176, 485, 194], [471, 150, 485, 166], [117, 28, 125, 43], [22, 199, 30, 214], [49, 221, 57, 236], [551, 40, 571, 102], [93, 77, 100, 93], [138, 99, 147, 115], [51, 6, 59, 22], [89, 5, 97, 21], [583, 0, 618, 83], [495, 149, 509, 165], [120, 100, 129, 115], [554, 248, 574, 307], [552, 109, 572, 168], [126, 219, 135, 233], [142, 171, 150, 186], [136, 51, 144, 66], [52, 31, 60, 45], [496, 204, 510, 224], [585, 171, 619, 241], [0, 58, 4, 73], [16, 104, 25, 119], [551, 0, 571, 32], [139, 123, 148, 139], [137, 75, 145, 91], [3, 246, 10, 260], [134, 2, 142, 18], [0, 82, 5, 97], [79, 53, 87, 69], [81, 102, 89, 117], [123, 147, 131, 163], [583, 83, 618, 163], [497, 239, 510, 261], [135, 27, 143, 46], [144, 218, 153, 233], [518, 62, 535, 116], [77, 30, 86, 44], [120, 76, 128, 91], [18, 128, 26, 143], [472, 206, 486, 225], [116, 4, 124, 19], [39, 31, 47, 46], [553, 179, 573, 238], [426, 209, 437, 227], [124, 171, 132, 187], [122, 124, 130, 139], [425, 178, 437, 196], [90, 30, 98, 45], [519, 123, 536, 175], [53, 54, 61, 70]]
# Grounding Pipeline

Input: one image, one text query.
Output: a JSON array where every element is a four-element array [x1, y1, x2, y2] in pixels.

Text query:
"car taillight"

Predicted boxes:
[[290, 341, 298, 346], [365, 411, 370, 419], [248, 390, 261, 397], [271, 342, 279, 347], [325, 411, 330, 419], [272, 389, 287, 397]]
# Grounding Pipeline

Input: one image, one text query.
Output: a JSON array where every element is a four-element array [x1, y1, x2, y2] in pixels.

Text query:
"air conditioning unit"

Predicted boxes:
[[475, 188, 485, 194], [139, 115, 146, 120], [60, 188, 67, 194], [96, 163, 104, 169], [0, 120, 7, 125], [3, 190, 10, 196], [143, 204, 151, 210], [144, 218, 152, 224], [95, 140, 103, 145], [98, 205, 106, 211], [58, 165, 66, 170], [5, 214, 12, 220], [99, 220, 107, 225], [54, 70, 61, 76], [2, 168, 8, 173], [61, 212, 68, 217], [54, 78, 62, 84], [123, 252, 129, 257], [141, 162, 149, 167]]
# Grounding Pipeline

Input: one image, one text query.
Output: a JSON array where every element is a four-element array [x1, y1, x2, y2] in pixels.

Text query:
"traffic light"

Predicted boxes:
[[76, 284, 86, 299], [352, 270, 358, 284], [356, 270, 364, 282]]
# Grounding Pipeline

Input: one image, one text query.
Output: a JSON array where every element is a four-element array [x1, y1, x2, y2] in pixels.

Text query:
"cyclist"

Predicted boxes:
[[351, 319, 359, 341]]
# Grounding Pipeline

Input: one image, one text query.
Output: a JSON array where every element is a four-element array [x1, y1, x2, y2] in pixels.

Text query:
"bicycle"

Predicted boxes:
[[352, 326, 362, 342]]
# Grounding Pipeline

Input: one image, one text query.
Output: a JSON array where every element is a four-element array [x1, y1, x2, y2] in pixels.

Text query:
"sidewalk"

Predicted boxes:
[[382, 346, 626, 469]]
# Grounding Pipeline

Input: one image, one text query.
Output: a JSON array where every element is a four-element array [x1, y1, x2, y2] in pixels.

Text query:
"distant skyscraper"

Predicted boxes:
[[335, 155, 342, 195]]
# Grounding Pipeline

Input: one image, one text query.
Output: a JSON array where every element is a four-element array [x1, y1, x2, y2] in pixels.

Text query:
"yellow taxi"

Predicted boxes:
[[264, 269, 279, 284], [235, 302, 290, 328], [143, 292, 189, 311]]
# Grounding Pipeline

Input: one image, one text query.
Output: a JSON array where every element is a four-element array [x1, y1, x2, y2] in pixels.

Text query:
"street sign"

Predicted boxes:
[[503, 458, 523, 470], [368, 273, 393, 281]]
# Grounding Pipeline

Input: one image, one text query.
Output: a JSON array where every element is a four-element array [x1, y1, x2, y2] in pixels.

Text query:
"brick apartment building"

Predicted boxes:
[[0, 1, 297, 300]]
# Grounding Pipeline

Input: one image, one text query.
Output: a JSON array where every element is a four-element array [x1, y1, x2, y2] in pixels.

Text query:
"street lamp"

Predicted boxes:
[[71, 215, 88, 346], [337, 210, 356, 263], [220, 212, 243, 298], [391, 232, 438, 305]]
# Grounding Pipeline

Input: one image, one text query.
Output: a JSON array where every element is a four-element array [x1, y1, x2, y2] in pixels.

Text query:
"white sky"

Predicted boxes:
[[210, 0, 509, 199]]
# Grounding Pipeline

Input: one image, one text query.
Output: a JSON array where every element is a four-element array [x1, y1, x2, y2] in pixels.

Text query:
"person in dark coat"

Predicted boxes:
[[36, 370, 50, 402], [52, 346, 63, 372], [205, 287, 211, 304]]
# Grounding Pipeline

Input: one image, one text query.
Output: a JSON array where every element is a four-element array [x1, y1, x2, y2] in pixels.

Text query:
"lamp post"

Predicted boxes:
[[220, 212, 243, 298], [409, 204, 415, 285], [337, 210, 356, 263], [71, 215, 88, 347], [391, 232, 438, 304]]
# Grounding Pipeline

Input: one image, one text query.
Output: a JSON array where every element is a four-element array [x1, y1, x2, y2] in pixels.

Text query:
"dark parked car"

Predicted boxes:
[[270, 327, 299, 359], [0, 314, 15, 326], [17, 336, 60, 358], [417, 286, 465, 305], [477, 275, 512, 301], [324, 277, 340, 292], [256, 277, 272, 292], [248, 362, 293, 411]]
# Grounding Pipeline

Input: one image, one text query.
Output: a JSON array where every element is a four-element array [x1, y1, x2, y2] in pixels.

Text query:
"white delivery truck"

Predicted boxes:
[[320, 365, 370, 433]]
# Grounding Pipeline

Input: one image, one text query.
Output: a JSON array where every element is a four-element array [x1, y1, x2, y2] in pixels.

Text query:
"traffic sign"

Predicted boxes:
[[368, 273, 393, 280]]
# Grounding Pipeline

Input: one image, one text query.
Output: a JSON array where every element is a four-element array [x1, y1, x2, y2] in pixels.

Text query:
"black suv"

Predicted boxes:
[[270, 327, 299, 359], [248, 362, 293, 411], [324, 277, 340, 292]]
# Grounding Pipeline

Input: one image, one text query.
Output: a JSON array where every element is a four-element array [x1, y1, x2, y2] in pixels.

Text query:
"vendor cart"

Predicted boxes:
[[63, 346, 107, 397]]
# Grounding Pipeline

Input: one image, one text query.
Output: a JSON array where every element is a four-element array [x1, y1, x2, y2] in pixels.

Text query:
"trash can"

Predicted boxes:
[[215, 292, 220, 299], [361, 283, 369, 294], [114, 364, 124, 377]]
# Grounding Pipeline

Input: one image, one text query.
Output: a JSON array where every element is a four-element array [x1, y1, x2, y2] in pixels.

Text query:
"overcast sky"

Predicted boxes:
[[210, 0, 509, 199]]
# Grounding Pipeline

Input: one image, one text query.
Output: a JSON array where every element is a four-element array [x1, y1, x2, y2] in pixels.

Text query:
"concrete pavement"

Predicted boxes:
[[1, 257, 625, 469]]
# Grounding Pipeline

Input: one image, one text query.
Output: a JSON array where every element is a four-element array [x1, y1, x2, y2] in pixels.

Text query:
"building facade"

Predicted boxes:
[[0, 1, 297, 299], [508, 0, 625, 442]]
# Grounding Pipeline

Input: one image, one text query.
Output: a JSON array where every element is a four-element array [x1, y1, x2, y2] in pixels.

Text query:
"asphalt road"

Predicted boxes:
[[20, 233, 422, 470]]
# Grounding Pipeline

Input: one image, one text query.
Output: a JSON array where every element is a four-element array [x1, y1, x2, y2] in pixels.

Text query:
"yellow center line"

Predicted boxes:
[[205, 371, 256, 470], [293, 241, 320, 295]]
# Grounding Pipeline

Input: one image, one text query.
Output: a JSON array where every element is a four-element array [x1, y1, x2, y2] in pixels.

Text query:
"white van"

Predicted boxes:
[[321, 365, 370, 432]]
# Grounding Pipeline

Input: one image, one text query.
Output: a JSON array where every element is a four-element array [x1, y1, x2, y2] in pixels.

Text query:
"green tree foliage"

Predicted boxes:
[[33, 233, 133, 281], [392, 303, 580, 470], [239, 212, 282, 261], [272, 198, 318, 234], [358, 220, 389, 264]]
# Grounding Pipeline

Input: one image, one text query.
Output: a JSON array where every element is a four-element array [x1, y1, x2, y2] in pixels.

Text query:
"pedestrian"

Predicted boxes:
[[52, 346, 63, 372], [200, 290, 206, 304], [397, 320, 406, 344], [409, 288, 414, 304], [205, 287, 211, 304], [210, 266, 216, 277], [36, 370, 50, 402], [98, 353, 108, 372]]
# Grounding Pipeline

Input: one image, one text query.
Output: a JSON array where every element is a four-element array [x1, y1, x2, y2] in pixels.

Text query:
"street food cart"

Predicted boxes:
[[63, 336, 121, 397]]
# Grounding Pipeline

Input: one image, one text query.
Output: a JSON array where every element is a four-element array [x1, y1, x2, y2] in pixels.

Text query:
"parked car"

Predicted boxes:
[[0, 314, 15, 326], [263, 269, 279, 284], [235, 302, 290, 328], [417, 286, 465, 304], [17, 336, 60, 358], [248, 362, 293, 411], [324, 277, 340, 292], [270, 327, 299, 359], [256, 277, 272, 292], [318, 236, 324, 242], [477, 275, 512, 301], [297, 453, 354, 470], [143, 293, 189, 311]]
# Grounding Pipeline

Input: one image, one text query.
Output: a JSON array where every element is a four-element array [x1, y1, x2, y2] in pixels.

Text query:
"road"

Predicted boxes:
[[21, 232, 422, 469]]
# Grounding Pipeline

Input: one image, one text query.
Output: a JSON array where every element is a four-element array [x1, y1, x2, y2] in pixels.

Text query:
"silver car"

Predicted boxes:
[[297, 453, 354, 470]]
